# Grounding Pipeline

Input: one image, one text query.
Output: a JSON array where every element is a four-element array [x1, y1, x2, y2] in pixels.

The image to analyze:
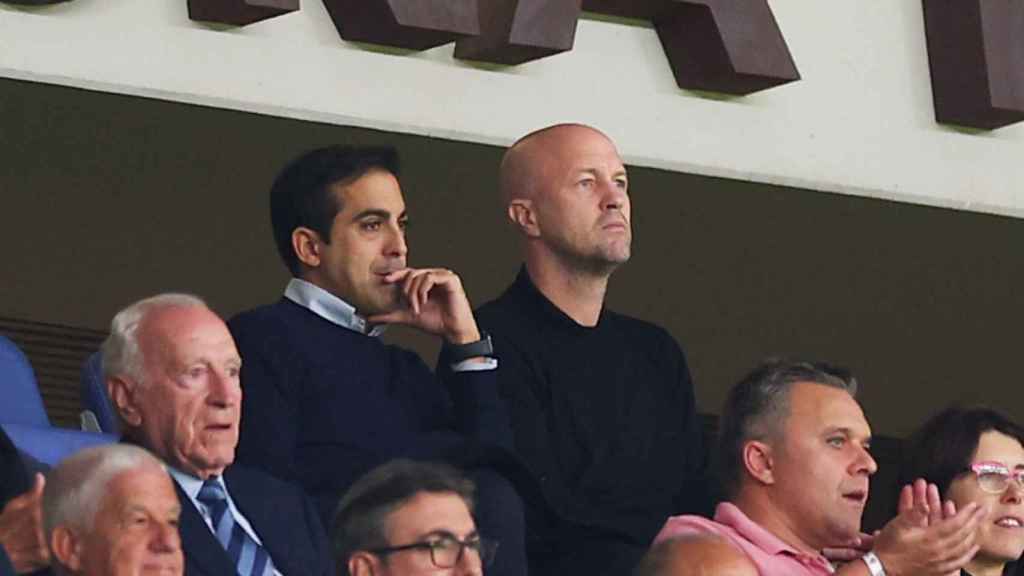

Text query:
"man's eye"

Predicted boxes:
[[578, 179, 595, 189], [188, 367, 206, 379], [398, 219, 409, 230], [826, 437, 845, 447], [615, 179, 628, 189], [362, 221, 382, 231]]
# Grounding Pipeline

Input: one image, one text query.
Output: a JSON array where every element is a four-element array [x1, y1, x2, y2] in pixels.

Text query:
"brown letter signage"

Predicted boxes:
[[188, 0, 298, 26], [922, 0, 1024, 130], [642, 1, 801, 95], [181, 0, 797, 94], [455, 0, 800, 95], [321, 0, 479, 51], [454, 0, 583, 65]]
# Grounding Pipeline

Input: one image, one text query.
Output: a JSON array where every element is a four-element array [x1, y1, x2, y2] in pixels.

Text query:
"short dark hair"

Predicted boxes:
[[717, 359, 859, 498], [331, 459, 475, 575], [269, 145, 400, 275], [905, 405, 1024, 497]]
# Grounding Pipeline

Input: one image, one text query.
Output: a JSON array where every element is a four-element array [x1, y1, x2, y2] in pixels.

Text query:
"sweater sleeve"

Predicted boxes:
[[435, 350, 513, 452], [666, 337, 714, 518], [229, 314, 302, 485], [478, 332, 561, 488]]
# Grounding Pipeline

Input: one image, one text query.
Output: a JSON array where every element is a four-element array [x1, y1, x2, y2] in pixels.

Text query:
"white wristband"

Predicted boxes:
[[861, 551, 886, 576]]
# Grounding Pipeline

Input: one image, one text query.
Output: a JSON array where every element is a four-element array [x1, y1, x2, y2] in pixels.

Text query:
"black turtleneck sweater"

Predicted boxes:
[[475, 268, 709, 573]]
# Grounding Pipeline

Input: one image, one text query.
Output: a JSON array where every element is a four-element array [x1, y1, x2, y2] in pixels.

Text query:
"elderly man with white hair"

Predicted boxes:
[[102, 293, 334, 576], [42, 444, 182, 576]]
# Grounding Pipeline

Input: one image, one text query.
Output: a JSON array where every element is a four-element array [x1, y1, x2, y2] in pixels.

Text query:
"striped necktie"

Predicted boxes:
[[197, 478, 276, 576]]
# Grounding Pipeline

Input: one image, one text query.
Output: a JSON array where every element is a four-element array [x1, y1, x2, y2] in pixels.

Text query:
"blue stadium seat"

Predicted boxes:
[[80, 350, 120, 434], [1, 422, 115, 467], [0, 335, 116, 465], [0, 334, 49, 427]]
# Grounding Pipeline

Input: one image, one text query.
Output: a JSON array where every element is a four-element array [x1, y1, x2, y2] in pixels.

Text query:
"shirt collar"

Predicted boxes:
[[166, 466, 224, 500], [507, 266, 604, 333], [284, 278, 386, 337], [715, 502, 833, 570]]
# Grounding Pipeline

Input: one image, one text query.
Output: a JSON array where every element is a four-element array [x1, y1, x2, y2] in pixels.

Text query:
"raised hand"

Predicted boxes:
[[0, 473, 50, 573], [367, 268, 482, 344], [871, 479, 984, 576]]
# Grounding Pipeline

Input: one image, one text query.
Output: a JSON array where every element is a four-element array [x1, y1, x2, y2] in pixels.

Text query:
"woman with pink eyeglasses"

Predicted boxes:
[[906, 406, 1024, 576]]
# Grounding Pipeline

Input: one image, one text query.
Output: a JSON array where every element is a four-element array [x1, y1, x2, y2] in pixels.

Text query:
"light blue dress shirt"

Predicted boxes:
[[283, 278, 497, 371], [168, 468, 284, 576]]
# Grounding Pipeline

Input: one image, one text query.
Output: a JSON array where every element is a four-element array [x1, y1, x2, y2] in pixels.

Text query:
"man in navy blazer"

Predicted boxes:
[[102, 293, 334, 576]]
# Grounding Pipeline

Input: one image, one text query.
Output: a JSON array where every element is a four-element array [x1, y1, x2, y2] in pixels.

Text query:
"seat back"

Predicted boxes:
[[0, 335, 50, 427], [1, 422, 117, 466], [79, 351, 120, 434]]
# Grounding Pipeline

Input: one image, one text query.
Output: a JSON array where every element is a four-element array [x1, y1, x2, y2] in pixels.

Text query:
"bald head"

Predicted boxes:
[[499, 123, 618, 206], [499, 123, 631, 282], [634, 536, 758, 576]]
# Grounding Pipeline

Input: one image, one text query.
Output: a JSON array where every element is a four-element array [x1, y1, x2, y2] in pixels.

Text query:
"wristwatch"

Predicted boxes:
[[861, 551, 886, 576], [444, 332, 494, 362]]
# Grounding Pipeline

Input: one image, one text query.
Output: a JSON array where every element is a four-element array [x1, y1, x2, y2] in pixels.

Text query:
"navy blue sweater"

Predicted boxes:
[[228, 298, 514, 521]]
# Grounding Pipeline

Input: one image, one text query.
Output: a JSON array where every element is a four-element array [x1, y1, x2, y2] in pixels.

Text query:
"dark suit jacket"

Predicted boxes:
[[174, 464, 334, 576]]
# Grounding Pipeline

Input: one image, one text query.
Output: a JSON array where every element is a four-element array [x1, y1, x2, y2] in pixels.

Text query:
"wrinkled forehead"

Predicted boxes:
[[101, 464, 178, 517], [546, 127, 623, 171], [139, 306, 239, 367], [332, 168, 406, 214], [784, 381, 871, 437]]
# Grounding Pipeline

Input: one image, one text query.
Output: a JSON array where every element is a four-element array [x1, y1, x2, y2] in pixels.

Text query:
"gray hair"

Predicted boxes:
[[331, 459, 475, 575], [42, 444, 167, 541], [717, 359, 858, 498], [102, 293, 207, 383]]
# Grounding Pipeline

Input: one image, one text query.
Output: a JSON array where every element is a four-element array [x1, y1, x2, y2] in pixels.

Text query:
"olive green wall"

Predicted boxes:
[[1, 78, 1021, 437]]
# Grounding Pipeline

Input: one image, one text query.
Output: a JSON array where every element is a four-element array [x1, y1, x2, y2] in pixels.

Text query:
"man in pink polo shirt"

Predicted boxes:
[[654, 360, 985, 576]]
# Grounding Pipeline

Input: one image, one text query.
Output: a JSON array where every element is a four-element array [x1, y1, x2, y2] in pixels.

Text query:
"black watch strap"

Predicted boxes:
[[445, 332, 494, 362]]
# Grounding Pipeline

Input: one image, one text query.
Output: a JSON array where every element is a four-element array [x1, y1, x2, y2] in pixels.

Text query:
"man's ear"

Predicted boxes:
[[291, 227, 323, 269], [507, 199, 540, 237], [51, 525, 83, 572], [742, 440, 776, 486], [107, 376, 142, 428], [348, 551, 379, 576]]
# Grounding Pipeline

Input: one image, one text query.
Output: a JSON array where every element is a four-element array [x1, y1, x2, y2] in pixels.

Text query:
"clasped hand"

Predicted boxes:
[[367, 267, 481, 344]]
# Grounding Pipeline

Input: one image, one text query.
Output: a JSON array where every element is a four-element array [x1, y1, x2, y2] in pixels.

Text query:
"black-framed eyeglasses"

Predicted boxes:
[[368, 535, 498, 569], [964, 461, 1024, 494]]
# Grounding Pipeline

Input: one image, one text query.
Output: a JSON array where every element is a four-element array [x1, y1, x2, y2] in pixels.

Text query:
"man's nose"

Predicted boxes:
[[207, 369, 241, 406], [854, 445, 878, 476], [455, 546, 483, 576], [152, 520, 182, 553], [601, 180, 628, 211], [386, 225, 408, 258]]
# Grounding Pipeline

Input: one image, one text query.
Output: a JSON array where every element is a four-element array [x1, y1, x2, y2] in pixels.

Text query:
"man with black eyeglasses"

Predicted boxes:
[[332, 459, 497, 576]]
